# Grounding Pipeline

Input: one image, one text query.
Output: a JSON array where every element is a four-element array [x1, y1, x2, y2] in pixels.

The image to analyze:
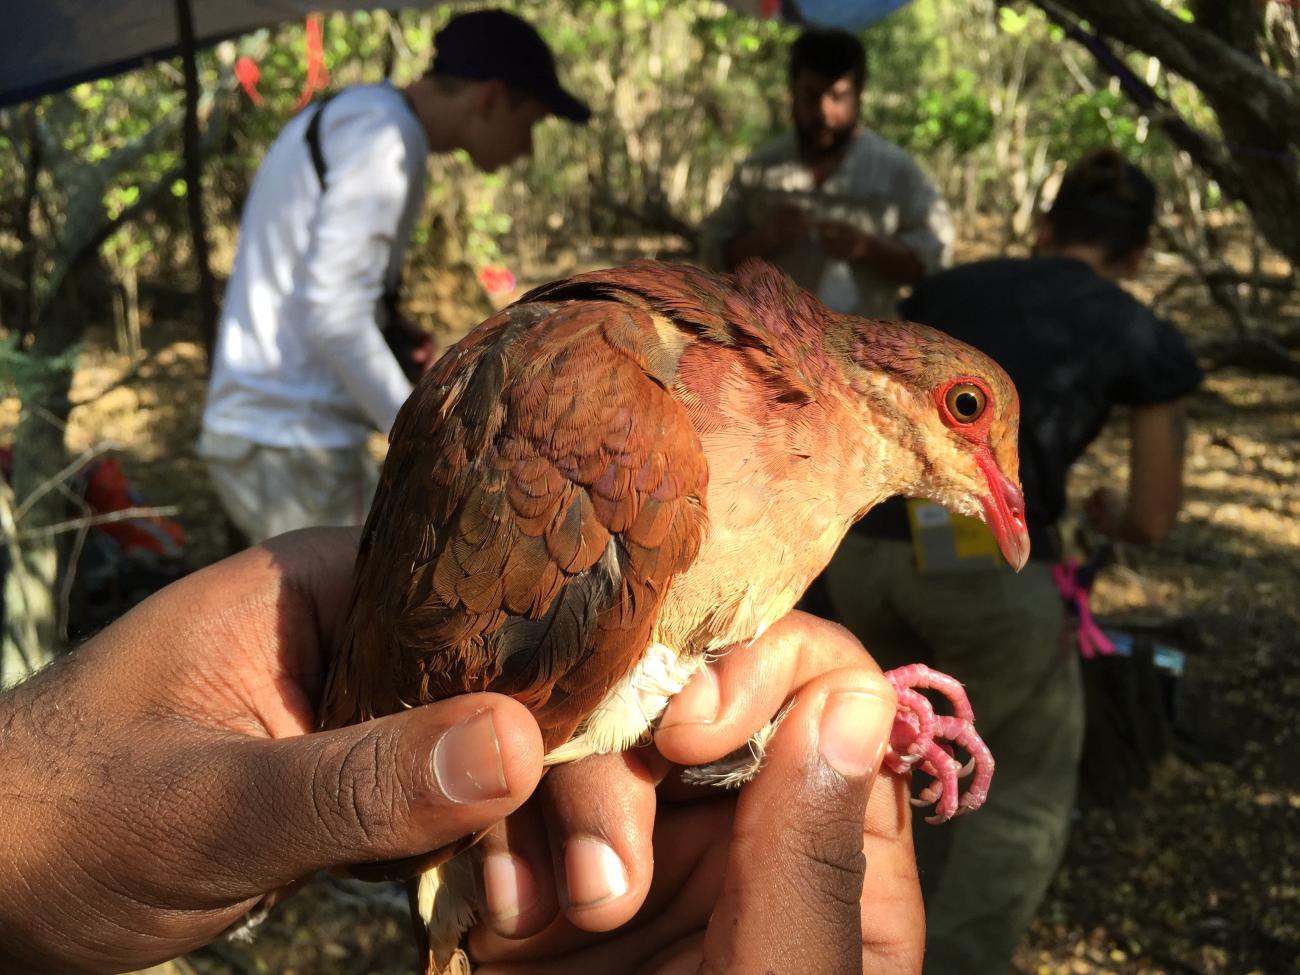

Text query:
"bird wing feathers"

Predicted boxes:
[[319, 295, 709, 752]]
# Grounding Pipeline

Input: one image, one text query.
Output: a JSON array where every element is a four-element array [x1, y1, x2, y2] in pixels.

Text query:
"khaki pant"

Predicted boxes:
[[825, 535, 1082, 975], [198, 431, 380, 544]]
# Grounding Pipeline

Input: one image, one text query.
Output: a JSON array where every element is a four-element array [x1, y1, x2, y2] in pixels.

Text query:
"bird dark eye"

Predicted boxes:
[[944, 383, 987, 423]]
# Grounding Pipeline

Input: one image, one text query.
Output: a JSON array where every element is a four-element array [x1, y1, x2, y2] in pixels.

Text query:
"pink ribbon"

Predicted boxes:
[[1052, 559, 1116, 659]]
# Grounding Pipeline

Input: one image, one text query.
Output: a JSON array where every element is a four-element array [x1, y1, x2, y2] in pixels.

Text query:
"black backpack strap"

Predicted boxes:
[[304, 93, 337, 191]]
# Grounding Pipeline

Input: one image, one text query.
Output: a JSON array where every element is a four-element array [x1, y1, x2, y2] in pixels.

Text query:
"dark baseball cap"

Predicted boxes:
[[431, 10, 591, 124]]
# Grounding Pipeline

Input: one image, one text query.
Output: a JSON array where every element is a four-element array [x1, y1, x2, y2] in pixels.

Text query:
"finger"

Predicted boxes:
[[702, 667, 918, 975], [860, 768, 924, 974], [477, 802, 559, 939], [260, 526, 364, 653], [540, 749, 662, 932], [182, 692, 544, 895], [470, 793, 737, 970], [107, 527, 364, 737], [655, 611, 875, 767]]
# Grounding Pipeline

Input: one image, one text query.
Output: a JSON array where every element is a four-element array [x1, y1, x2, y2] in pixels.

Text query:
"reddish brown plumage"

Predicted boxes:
[[320, 288, 709, 752], [316, 258, 1028, 974]]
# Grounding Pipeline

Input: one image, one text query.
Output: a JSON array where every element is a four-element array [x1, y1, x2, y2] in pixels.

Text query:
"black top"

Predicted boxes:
[[856, 256, 1203, 560]]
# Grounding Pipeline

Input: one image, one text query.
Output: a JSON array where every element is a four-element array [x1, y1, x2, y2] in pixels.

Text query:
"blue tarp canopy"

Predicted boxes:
[[0, 0, 912, 108]]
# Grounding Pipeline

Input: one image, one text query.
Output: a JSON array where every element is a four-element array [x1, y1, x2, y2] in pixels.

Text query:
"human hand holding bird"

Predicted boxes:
[[0, 530, 919, 975], [469, 613, 922, 975]]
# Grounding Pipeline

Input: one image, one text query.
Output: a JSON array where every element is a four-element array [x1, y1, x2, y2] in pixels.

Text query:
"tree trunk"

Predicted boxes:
[[1035, 0, 1300, 266], [2, 283, 83, 686], [1, 479, 54, 687]]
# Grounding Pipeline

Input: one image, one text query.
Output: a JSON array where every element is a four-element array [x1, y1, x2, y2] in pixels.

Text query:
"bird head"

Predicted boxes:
[[518, 258, 1029, 570], [835, 316, 1030, 571]]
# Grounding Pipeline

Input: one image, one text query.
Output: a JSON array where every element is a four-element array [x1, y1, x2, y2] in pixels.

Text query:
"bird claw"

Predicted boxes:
[[884, 664, 994, 823]]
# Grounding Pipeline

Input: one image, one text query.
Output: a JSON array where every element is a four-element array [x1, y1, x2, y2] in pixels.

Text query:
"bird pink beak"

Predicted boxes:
[[975, 451, 1030, 571]]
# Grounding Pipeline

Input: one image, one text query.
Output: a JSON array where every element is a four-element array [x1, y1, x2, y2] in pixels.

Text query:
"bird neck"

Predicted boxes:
[[771, 382, 921, 535], [839, 378, 929, 521]]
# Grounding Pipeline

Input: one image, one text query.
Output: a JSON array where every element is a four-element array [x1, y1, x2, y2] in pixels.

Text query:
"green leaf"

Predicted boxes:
[[998, 6, 1029, 35]]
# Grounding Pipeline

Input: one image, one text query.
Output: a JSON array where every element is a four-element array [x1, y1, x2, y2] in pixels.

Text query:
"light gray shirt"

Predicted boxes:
[[700, 130, 953, 319]]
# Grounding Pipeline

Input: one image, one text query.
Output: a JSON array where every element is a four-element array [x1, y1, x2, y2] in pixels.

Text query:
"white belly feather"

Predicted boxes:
[[542, 642, 705, 766]]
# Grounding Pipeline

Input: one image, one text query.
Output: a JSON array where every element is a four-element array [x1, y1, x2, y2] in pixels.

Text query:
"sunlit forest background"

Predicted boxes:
[[2, 1, 1297, 973]]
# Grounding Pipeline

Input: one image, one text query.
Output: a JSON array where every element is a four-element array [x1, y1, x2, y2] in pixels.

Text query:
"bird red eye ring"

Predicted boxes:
[[938, 379, 990, 426]]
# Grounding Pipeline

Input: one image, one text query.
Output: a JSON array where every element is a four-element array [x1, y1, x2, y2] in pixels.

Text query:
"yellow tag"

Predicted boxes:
[[906, 499, 1001, 574]]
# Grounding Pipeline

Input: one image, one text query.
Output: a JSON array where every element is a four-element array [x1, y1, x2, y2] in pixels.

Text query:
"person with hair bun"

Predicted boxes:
[[824, 148, 1203, 975]]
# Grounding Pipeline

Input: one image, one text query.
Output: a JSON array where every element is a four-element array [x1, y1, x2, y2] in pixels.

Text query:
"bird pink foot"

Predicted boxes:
[[883, 664, 994, 824]]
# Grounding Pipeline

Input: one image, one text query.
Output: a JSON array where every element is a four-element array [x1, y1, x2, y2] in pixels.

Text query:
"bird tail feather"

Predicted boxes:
[[406, 855, 478, 975]]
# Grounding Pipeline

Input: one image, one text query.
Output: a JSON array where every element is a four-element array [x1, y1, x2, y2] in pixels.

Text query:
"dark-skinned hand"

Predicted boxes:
[[471, 611, 922, 975], [816, 219, 874, 263], [0, 529, 921, 975], [759, 204, 812, 252]]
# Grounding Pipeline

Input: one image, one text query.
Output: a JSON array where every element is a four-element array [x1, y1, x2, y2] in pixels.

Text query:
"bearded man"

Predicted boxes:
[[700, 27, 952, 319]]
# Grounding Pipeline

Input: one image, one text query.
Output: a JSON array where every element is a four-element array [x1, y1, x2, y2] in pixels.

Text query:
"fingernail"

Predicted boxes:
[[564, 836, 628, 908], [483, 852, 539, 926], [657, 665, 719, 729], [819, 692, 894, 779], [432, 710, 509, 804]]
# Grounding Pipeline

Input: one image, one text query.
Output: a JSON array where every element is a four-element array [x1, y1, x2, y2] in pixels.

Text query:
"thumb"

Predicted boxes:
[[701, 668, 922, 975], [188, 693, 544, 895]]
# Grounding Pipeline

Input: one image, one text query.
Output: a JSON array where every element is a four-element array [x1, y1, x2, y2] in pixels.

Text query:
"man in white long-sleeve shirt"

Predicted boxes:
[[200, 10, 589, 543]]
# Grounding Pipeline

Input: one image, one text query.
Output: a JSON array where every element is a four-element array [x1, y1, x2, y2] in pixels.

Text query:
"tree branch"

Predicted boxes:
[[1034, 0, 1300, 145], [12, 441, 121, 524], [1033, 0, 1244, 195], [18, 506, 182, 542], [1032, 0, 1300, 265]]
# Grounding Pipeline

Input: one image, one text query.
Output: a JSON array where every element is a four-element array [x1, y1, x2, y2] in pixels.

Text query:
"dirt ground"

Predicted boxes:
[[3, 227, 1297, 975]]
